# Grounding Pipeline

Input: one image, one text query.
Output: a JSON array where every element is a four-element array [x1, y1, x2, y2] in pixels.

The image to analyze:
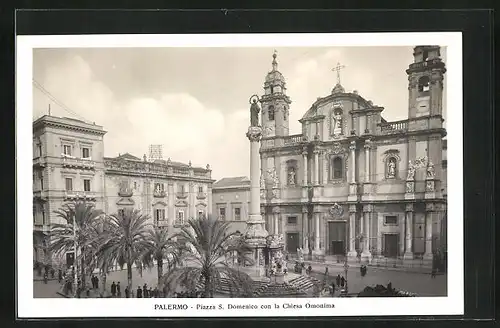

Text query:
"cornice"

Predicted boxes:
[[34, 120, 107, 136]]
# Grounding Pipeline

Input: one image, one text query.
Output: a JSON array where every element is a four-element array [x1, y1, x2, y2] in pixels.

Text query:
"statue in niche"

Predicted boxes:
[[250, 98, 261, 127], [332, 110, 343, 135], [407, 161, 416, 180], [288, 167, 296, 185], [155, 184, 162, 194], [426, 160, 435, 179], [387, 158, 396, 178], [267, 168, 280, 188]]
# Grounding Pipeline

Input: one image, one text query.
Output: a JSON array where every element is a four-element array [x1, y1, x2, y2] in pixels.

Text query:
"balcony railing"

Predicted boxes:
[[176, 191, 188, 199], [196, 192, 207, 199], [283, 134, 303, 146], [64, 191, 97, 200], [61, 155, 95, 169], [172, 167, 190, 175], [118, 187, 133, 197], [153, 190, 167, 198], [155, 220, 169, 228], [379, 120, 409, 134]]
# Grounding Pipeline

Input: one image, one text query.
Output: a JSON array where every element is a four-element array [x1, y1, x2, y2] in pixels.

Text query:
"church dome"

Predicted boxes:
[[331, 83, 345, 94]]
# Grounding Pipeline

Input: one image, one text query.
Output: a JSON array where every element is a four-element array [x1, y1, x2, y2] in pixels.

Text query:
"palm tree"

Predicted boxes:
[[141, 227, 181, 288], [95, 208, 151, 292], [161, 214, 255, 298], [49, 201, 103, 289]]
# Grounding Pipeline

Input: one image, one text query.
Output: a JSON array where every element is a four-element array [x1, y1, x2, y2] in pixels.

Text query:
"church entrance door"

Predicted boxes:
[[384, 234, 399, 258], [328, 221, 347, 255], [286, 233, 299, 254]]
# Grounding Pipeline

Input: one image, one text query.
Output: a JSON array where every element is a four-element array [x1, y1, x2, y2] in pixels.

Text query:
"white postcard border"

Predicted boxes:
[[16, 32, 463, 318]]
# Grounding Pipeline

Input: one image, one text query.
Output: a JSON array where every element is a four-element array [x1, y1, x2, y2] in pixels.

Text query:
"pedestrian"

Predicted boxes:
[[431, 268, 436, 278], [387, 282, 392, 292], [336, 274, 341, 287], [325, 266, 329, 276], [111, 281, 116, 297], [143, 284, 148, 298], [125, 286, 130, 298], [149, 287, 153, 298], [340, 276, 345, 288], [136, 286, 142, 298], [50, 268, 55, 279], [331, 282, 336, 296], [307, 264, 312, 275], [95, 276, 99, 289], [43, 272, 48, 284], [91, 275, 95, 289], [58, 269, 62, 284], [117, 282, 121, 297], [153, 287, 159, 298]]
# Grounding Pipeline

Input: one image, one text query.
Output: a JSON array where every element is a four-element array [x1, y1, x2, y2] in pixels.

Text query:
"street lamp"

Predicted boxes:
[[73, 211, 78, 298], [343, 250, 349, 294]]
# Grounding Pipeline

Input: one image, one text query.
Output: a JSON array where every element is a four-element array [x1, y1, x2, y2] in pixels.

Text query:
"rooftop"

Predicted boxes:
[[213, 176, 250, 189]]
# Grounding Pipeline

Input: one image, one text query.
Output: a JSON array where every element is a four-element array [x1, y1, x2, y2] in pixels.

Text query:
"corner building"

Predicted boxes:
[[258, 46, 447, 263]]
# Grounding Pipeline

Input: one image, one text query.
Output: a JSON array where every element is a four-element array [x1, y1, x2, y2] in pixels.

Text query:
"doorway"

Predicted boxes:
[[328, 221, 347, 255], [286, 233, 299, 254], [330, 240, 345, 255], [384, 234, 399, 258]]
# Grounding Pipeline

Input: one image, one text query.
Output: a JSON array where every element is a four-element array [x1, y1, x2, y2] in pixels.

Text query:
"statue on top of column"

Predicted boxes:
[[426, 160, 435, 179], [407, 161, 416, 180], [250, 97, 261, 127]]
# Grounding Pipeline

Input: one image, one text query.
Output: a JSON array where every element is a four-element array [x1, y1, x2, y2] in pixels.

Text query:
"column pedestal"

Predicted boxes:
[[361, 206, 372, 263], [347, 205, 357, 259], [405, 180, 416, 200]]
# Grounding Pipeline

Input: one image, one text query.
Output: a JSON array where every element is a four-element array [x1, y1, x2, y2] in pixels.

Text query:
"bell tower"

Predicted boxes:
[[260, 51, 292, 137], [406, 46, 446, 121]]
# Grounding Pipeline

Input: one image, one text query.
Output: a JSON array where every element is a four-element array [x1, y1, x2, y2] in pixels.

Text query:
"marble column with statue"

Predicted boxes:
[[244, 95, 269, 276]]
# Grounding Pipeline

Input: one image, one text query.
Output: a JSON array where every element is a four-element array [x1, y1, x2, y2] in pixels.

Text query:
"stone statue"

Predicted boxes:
[[387, 158, 396, 178], [288, 168, 296, 185], [268, 168, 280, 188], [333, 110, 343, 134], [407, 161, 416, 180], [426, 161, 435, 179], [250, 99, 260, 127], [143, 154, 147, 162]]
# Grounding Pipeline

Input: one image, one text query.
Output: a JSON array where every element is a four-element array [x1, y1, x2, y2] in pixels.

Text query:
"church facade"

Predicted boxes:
[[256, 46, 447, 263]]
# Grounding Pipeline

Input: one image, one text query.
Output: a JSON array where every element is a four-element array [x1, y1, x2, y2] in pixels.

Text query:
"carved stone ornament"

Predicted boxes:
[[267, 167, 280, 188], [329, 203, 344, 217], [406, 181, 415, 193], [406, 161, 416, 180], [246, 126, 263, 142], [349, 204, 357, 213], [405, 203, 414, 212], [425, 203, 436, 212], [363, 204, 373, 213], [329, 142, 344, 155], [426, 180, 435, 192], [426, 161, 435, 179]]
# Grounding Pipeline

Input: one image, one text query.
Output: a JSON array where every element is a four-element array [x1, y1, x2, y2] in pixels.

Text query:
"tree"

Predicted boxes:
[[141, 227, 181, 288], [49, 201, 103, 289], [95, 208, 151, 292], [161, 214, 254, 298]]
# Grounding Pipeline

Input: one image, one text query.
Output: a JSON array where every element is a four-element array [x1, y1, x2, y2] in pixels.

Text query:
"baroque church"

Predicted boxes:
[[255, 46, 447, 262]]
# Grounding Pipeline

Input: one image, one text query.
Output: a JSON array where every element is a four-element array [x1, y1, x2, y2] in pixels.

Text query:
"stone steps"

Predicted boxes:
[[288, 275, 321, 291]]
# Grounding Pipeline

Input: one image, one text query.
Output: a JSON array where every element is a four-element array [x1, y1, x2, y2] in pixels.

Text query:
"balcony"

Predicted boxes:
[[283, 134, 303, 146], [406, 58, 445, 74], [153, 190, 167, 198], [61, 155, 95, 170], [64, 190, 97, 201], [33, 190, 48, 200], [196, 192, 207, 200], [172, 167, 190, 176], [176, 191, 188, 199], [118, 186, 133, 197], [379, 120, 408, 135], [155, 220, 169, 228], [33, 157, 47, 168], [34, 224, 51, 233]]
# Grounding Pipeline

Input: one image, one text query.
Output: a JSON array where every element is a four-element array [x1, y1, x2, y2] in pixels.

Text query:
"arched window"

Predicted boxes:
[[268, 106, 275, 121], [418, 76, 430, 93], [283, 106, 288, 121], [422, 50, 429, 61], [331, 157, 343, 180]]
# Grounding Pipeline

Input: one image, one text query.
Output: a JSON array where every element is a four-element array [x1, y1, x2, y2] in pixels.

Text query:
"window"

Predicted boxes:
[[422, 50, 429, 61], [287, 216, 298, 225], [418, 76, 430, 93], [219, 207, 226, 221], [284, 107, 287, 121], [331, 157, 343, 180], [118, 209, 125, 217], [198, 210, 204, 219], [268, 106, 275, 121], [270, 86, 274, 94], [82, 147, 90, 159], [178, 185, 185, 193], [155, 209, 165, 223], [155, 183, 164, 192], [42, 210, 46, 225], [177, 210, 185, 225], [33, 205, 36, 224], [83, 179, 91, 192], [385, 215, 398, 225], [63, 145, 72, 156], [198, 186, 203, 193], [65, 178, 73, 191], [134, 181, 137, 190], [40, 177, 44, 190], [38, 144, 42, 157], [234, 207, 241, 221]]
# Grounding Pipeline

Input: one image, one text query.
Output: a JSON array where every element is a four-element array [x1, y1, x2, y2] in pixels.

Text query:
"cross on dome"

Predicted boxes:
[[272, 49, 278, 71], [331, 62, 346, 85]]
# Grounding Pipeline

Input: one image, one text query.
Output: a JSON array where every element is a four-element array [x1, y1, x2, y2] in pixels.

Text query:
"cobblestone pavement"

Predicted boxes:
[[34, 263, 446, 298]]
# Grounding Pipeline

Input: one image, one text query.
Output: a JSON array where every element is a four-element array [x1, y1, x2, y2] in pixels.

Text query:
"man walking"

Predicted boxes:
[[117, 282, 121, 297], [136, 286, 142, 298], [125, 286, 130, 298], [111, 281, 116, 297]]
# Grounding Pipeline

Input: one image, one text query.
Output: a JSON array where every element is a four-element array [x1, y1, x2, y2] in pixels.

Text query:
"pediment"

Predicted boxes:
[[175, 200, 188, 207], [196, 202, 207, 208], [152, 201, 167, 207], [116, 197, 135, 206]]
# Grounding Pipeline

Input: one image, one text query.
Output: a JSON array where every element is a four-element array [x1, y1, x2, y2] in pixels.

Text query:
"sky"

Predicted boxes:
[[33, 46, 447, 181]]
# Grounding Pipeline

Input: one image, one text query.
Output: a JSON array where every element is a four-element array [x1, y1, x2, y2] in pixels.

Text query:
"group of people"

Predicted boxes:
[[132, 283, 161, 298]]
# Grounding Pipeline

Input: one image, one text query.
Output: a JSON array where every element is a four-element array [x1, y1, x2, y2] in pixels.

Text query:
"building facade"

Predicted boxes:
[[212, 177, 251, 234], [255, 46, 447, 262], [33, 116, 214, 266]]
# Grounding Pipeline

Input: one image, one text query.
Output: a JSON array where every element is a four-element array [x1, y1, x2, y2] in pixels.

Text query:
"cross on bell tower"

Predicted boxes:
[[332, 62, 346, 85]]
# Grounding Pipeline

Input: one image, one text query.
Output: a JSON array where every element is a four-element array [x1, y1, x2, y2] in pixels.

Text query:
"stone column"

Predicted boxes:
[[404, 203, 414, 259], [399, 215, 405, 256], [273, 206, 280, 235], [364, 140, 371, 183], [302, 207, 309, 250], [376, 214, 383, 256], [361, 205, 372, 262], [302, 148, 308, 185], [313, 149, 320, 185], [424, 203, 434, 260], [350, 141, 356, 184], [314, 212, 321, 251], [347, 205, 357, 258]]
